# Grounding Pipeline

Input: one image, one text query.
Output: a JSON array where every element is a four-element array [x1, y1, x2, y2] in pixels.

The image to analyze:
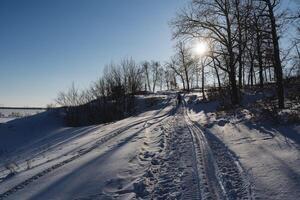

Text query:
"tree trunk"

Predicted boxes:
[[238, 56, 243, 88], [266, 0, 284, 108], [243, 67, 245, 86], [249, 52, 254, 87], [145, 67, 151, 92], [264, 68, 268, 83], [229, 67, 239, 105], [228, 39, 239, 104], [225, 3, 239, 105], [196, 68, 199, 88], [268, 65, 272, 82], [182, 77, 186, 90], [255, 28, 264, 88], [152, 70, 157, 92], [201, 60, 206, 100], [213, 59, 221, 89], [235, 0, 243, 89], [184, 66, 190, 91]]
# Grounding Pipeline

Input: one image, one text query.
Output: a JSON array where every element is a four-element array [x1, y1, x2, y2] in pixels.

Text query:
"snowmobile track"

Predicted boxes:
[[184, 106, 224, 200], [183, 100, 254, 200]]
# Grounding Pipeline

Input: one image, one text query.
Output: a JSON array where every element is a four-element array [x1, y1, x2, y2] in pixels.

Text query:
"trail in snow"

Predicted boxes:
[[0, 95, 255, 200], [141, 108, 201, 199], [139, 101, 253, 200], [184, 102, 254, 200], [185, 92, 300, 200]]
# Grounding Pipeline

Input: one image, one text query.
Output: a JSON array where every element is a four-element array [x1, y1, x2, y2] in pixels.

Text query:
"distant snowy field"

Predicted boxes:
[[0, 108, 45, 123]]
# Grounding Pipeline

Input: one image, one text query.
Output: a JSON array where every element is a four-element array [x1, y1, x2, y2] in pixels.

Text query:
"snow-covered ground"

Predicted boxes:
[[0, 96, 175, 199], [0, 108, 45, 123], [0, 118, 16, 124], [186, 94, 300, 200], [0, 93, 299, 199]]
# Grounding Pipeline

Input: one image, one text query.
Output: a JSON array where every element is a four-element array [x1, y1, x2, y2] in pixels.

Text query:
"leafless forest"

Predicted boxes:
[[55, 0, 300, 126]]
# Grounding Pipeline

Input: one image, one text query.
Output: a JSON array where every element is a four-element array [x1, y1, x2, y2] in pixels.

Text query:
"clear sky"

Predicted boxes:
[[0, 0, 185, 107], [0, 0, 297, 107]]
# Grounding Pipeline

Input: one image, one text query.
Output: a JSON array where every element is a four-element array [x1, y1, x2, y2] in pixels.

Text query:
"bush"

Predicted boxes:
[[56, 58, 145, 126], [62, 95, 136, 127]]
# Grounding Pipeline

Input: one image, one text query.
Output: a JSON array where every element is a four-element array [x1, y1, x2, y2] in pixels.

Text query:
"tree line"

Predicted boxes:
[[171, 0, 300, 108], [55, 0, 300, 125], [55, 58, 170, 125]]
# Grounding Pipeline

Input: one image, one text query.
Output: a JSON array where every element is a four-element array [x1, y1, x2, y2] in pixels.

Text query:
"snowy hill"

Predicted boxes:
[[0, 93, 299, 200]]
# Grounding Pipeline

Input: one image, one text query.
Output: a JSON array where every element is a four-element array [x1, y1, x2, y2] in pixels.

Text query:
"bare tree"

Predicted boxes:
[[142, 61, 151, 92], [56, 82, 85, 107], [172, 0, 241, 104], [121, 58, 143, 94], [166, 58, 186, 90], [164, 66, 177, 90], [168, 42, 195, 91], [259, 0, 285, 108], [151, 61, 160, 92], [91, 77, 107, 99]]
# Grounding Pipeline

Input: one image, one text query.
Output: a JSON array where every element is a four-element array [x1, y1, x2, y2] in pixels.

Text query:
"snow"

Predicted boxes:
[[0, 108, 45, 123], [186, 96, 300, 200], [0, 118, 16, 124], [0, 93, 299, 199], [0, 108, 45, 117], [0, 96, 175, 199]]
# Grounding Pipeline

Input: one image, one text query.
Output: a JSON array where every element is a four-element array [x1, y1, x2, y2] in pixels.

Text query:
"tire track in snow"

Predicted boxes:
[[183, 100, 254, 200], [0, 98, 173, 179], [0, 102, 175, 200], [185, 109, 225, 199], [140, 107, 201, 200], [71, 114, 173, 200]]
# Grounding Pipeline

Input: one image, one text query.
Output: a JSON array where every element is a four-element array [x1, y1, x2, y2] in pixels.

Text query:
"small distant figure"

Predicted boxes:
[[177, 93, 182, 105]]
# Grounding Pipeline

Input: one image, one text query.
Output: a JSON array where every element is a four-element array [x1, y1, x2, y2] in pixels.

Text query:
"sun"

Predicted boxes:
[[193, 41, 208, 56]]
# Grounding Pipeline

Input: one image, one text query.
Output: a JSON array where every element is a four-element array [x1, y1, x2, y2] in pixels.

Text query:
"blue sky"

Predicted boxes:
[[0, 0, 297, 107], [0, 0, 185, 107]]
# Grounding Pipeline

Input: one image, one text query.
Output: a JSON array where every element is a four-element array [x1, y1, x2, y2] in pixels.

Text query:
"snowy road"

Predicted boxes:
[[0, 97, 264, 200], [139, 102, 253, 200]]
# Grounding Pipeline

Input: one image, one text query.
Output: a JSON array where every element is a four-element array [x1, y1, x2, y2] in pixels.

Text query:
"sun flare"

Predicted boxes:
[[193, 41, 208, 56]]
